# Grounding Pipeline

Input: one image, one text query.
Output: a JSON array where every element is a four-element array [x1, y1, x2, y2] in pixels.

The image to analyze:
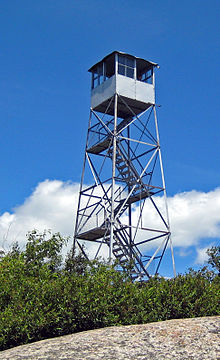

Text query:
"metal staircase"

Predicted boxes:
[[74, 93, 175, 280]]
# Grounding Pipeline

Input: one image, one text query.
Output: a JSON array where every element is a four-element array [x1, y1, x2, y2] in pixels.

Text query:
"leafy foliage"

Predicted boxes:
[[207, 245, 220, 275], [0, 231, 219, 351]]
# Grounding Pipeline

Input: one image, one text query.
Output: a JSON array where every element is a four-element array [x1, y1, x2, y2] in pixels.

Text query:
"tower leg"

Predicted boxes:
[[109, 94, 118, 263]]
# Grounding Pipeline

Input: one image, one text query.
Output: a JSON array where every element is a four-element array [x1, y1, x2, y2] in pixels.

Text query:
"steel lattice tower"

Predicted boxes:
[[74, 51, 175, 280]]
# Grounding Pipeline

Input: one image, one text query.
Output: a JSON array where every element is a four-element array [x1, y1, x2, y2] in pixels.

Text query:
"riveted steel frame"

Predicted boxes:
[[74, 94, 176, 280]]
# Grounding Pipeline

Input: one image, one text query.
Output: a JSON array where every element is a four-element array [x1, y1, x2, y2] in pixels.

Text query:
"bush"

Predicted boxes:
[[0, 231, 219, 350]]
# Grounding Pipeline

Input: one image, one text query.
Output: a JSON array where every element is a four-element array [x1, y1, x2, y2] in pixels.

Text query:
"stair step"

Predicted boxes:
[[121, 169, 130, 175], [131, 274, 139, 280], [119, 259, 128, 264], [114, 253, 124, 259], [130, 180, 138, 185], [116, 157, 124, 164], [113, 247, 121, 252], [123, 176, 136, 182], [117, 164, 127, 170]]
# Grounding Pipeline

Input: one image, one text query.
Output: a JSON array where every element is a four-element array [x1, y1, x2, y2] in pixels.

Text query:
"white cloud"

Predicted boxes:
[[195, 244, 213, 265], [168, 189, 220, 247], [0, 180, 79, 252], [0, 180, 220, 265]]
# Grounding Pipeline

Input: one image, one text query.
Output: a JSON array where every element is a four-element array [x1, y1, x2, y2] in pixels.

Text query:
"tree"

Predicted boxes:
[[24, 230, 67, 273], [207, 246, 220, 276]]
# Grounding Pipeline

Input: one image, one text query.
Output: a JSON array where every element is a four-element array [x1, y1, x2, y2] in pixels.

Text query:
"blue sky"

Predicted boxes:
[[0, 0, 220, 275]]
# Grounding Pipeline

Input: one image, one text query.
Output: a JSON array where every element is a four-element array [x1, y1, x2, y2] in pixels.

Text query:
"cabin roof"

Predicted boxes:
[[88, 51, 158, 73]]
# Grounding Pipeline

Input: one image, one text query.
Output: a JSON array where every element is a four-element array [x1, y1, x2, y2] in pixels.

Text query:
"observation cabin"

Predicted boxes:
[[89, 51, 158, 118]]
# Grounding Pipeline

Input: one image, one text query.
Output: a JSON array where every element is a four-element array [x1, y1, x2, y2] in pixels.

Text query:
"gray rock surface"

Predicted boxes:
[[0, 316, 219, 359]]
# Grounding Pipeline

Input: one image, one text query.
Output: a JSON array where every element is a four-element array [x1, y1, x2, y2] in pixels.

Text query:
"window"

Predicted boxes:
[[91, 55, 116, 89], [137, 67, 153, 84], [92, 63, 105, 89], [118, 55, 135, 78]]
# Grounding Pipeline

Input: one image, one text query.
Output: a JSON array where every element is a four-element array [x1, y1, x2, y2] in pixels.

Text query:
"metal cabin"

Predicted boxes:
[[89, 51, 157, 118]]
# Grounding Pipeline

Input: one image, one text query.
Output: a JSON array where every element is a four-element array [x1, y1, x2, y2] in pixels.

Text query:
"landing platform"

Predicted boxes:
[[76, 227, 109, 241], [87, 138, 111, 154], [126, 189, 153, 204], [87, 117, 133, 154]]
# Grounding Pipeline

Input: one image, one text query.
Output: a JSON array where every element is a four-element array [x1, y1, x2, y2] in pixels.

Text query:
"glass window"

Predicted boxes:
[[118, 55, 126, 65], [118, 55, 135, 79], [118, 64, 125, 76], [137, 67, 153, 84], [97, 64, 103, 75], [105, 53, 115, 78], [91, 62, 106, 89], [126, 57, 134, 68]]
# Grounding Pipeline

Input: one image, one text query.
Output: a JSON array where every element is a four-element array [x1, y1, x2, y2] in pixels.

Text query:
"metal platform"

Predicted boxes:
[[92, 96, 153, 118], [77, 227, 109, 241], [77, 189, 154, 242], [126, 189, 153, 204], [87, 138, 111, 154], [87, 117, 133, 155]]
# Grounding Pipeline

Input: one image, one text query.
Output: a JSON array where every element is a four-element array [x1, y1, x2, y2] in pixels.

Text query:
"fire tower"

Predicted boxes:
[[74, 51, 175, 280]]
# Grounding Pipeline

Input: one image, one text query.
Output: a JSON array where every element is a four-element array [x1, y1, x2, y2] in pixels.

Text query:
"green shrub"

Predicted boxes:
[[0, 231, 219, 351]]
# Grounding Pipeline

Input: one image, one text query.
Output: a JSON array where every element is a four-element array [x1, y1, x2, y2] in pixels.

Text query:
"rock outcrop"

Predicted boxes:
[[0, 316, 219, 359]]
